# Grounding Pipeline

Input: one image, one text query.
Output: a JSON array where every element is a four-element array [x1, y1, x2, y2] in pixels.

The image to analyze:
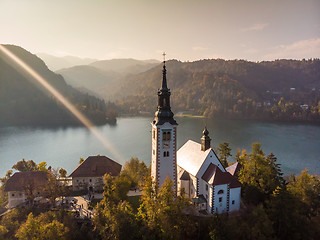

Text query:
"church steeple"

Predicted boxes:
[[153, 52, 177, 126], [201, 127, 211, 151]]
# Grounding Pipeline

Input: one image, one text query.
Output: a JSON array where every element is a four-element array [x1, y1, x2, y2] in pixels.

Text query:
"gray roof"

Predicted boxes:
[[226, 162, 242, 176], [177, 140, 212, 176], [69, 156, 122, 178]]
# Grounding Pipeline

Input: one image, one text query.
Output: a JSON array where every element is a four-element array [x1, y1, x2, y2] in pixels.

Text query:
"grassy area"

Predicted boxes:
[[127, 195, 141, 212]]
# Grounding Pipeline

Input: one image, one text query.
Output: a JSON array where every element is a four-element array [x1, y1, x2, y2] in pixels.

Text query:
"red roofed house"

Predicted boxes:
[[4, 171, 48, 208], [177, 128, 241, 214], [69, 155, 122, 192]]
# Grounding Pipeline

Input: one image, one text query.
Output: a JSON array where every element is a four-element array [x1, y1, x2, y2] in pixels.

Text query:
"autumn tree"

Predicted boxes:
[[238, 143, 284, 204], [93, 174, 138, 240], [15, 212, 69, 240], [217, 142, 232, 168], [138, 176, 196, 239], [120, 157, 149, 188], [59, 168, 67, 178], [12, 159, 37, 172]]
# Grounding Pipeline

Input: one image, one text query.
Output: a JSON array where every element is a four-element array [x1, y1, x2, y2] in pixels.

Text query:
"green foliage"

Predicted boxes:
[[15, 212, 69, 240], [238, 143, 284, 204], [37, 161, 48, 171], [79, 157, 84, 164], [120, 157, 149, 188], [42, 170, 67, 207], [12, 159, 37, 172], [114, 59, 320, 122], [137, 176, 197, 239], [287, 169, 320, 217], [217, 142, 232, 168], [94, 174, 139, 240]]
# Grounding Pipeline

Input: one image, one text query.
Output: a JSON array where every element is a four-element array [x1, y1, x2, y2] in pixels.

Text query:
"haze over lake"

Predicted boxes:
[[1, 117, 319, 177]]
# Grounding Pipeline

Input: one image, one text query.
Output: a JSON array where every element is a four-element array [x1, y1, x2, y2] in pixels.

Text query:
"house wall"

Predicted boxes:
[[177, 166, 196, 198], [212, 184, 229, 214], [72, 176, 104, 191], [229, 187, 241, 212], [7, 191, 26, 208]]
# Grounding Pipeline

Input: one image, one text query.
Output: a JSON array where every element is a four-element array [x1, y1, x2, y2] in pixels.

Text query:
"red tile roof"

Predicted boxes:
[[69, 156, 122, 178], [4, 171, 48, 192], [202, 163, 241, 188]]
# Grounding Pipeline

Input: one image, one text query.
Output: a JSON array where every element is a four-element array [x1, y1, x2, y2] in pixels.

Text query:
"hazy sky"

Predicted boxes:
[[1, 0, 319, 61]]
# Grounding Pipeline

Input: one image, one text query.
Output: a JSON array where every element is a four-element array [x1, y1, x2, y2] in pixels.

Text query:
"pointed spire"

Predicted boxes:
[[161, 52, 168, 90], [153, 52, 177, 126]]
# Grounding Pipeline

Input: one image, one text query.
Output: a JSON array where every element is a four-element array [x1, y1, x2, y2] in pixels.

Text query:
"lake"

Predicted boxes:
[[1, 117, 320, 177]]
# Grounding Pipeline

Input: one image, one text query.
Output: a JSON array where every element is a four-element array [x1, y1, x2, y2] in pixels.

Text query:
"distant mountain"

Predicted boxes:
[[113, 59, 320, 122], [0, 45, 114, 127], [36, 53, 98, 71], [90, 58, 160, 75], [56, 59, 160, 99], [57, 65, 121, 97]]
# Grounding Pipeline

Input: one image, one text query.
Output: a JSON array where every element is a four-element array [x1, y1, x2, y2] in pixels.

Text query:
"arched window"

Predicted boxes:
[[166, 131, 171, 140], [163, 152, 166, 157], [218, 190, 224, 194], [167, 151, 169, 157]]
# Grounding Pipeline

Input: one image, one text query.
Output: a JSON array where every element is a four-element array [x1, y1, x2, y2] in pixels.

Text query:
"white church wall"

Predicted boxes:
[[229, 187, 241, 212], [213, 184, 229, 214], [196, 152, 225, 179]]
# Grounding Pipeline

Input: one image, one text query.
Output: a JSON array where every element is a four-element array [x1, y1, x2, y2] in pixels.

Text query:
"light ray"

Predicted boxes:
[[0, 44, 124, 162]]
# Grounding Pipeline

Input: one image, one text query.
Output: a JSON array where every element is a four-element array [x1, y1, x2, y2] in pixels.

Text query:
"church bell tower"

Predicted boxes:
[[151, 53, 178, 190]]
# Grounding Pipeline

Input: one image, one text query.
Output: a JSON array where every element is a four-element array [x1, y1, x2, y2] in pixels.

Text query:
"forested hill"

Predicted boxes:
[[0, 45, 115, 127], [115, 59, 320, 122]]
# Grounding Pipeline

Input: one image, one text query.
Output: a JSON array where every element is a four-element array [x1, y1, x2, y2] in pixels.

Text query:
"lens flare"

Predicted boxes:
[[0, 44, 124, 162]]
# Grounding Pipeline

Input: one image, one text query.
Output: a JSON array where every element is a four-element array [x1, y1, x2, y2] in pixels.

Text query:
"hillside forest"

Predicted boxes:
[[0, 45, 116, 127]]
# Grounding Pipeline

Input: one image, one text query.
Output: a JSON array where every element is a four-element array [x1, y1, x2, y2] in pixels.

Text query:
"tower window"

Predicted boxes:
[[162, 131, 171, 141], [218, 190, 224, 194], [167, 151, 169, 157], [153, 130, 155, 139], [232, 200, 235, 205], [163, 151, 170, 157], [219, 197, 222, 202]]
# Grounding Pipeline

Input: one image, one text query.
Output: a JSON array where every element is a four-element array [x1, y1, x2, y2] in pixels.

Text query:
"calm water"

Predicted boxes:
[[0, 117, 320, 177]]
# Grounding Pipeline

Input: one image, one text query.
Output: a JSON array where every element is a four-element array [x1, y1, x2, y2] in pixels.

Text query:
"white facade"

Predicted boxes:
[[72, 176, 104, 191], [151, 121, 177, 189], [7, 191, 26, 208], [177, 140, 241, 214]]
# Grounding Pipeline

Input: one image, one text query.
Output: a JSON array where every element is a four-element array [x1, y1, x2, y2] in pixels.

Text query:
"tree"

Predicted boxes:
[[12, 159, 37, 172], [15, 212, 69, 240], [42, 170, 67, 207], [94, 174, 139, 240], [120, 157, 149, 188], [287, 169, 320, 217], [138, 176, 196, 239], [238, 143, 284, 204], [59, 168, 67, 178], [37, 161, 48, 171], [217, 142, 232, 168], [79, 158, 84, 164]]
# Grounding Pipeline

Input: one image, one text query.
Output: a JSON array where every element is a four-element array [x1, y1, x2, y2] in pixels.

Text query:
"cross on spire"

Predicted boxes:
[[163, 52, 166, 63]]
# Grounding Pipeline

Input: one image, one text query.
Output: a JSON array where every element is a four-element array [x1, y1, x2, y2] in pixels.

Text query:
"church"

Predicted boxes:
[[151, 56, 241, 214]]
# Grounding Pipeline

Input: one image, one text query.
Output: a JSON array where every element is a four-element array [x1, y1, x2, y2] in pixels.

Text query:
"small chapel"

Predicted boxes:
[[151, 54, 241, 214]]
